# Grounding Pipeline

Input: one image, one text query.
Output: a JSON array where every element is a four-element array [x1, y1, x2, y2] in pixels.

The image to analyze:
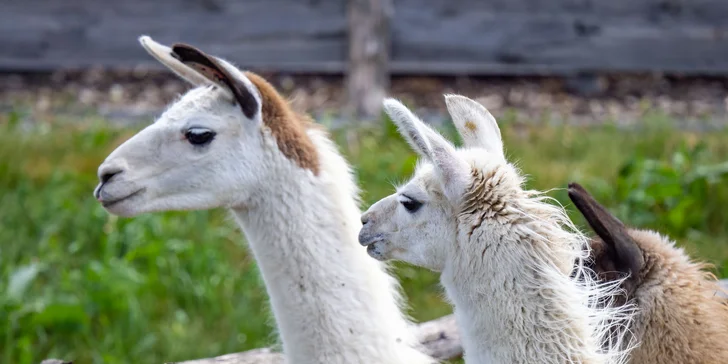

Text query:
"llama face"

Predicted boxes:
[[359, 162, 457, 271], [359, 95, 507, 271], [94, 37, 266, 217]]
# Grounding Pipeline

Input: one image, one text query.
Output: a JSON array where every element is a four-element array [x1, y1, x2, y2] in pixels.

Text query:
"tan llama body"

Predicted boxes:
[[569, 183, 728, 364]]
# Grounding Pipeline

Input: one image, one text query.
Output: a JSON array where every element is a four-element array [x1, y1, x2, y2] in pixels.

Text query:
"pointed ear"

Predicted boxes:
[[170, 43, 260, 119], [568, 182, 644, 291], [139, 36, 260, 119], [383, 98, 471, 200], [139, 36, 214, 87], [383, 98, 434, 159], [444, 94, 505, 160]]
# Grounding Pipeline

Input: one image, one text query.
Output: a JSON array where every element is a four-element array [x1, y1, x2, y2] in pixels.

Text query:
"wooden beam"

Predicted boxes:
[[345, 0, 392, 120], [165, 314, 460, 364]]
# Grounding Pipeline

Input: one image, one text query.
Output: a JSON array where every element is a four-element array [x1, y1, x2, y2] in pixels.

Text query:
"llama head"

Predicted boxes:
[[359, 95, 520, 271], [568, 182, 645, 296], [94, 36, 318, 217]]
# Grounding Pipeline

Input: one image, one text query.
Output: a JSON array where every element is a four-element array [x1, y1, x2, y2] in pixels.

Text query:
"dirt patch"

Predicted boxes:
[[1, 69, 727, 130]]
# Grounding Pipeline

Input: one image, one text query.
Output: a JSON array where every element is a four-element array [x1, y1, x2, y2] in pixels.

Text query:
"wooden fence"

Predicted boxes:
[[3, 0, 728, 75]]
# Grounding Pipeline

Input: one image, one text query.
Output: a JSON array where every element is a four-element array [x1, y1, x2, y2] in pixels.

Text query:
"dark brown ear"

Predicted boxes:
[[171, 44, 259, 119], [568, 182, 644, 292]]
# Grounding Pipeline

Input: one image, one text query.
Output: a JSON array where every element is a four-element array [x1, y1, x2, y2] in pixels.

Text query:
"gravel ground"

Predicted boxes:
[[2, 69, 728, 131]]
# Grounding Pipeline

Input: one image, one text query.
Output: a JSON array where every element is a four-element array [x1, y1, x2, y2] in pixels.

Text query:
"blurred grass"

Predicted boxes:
[[1, 109, 727, 364]]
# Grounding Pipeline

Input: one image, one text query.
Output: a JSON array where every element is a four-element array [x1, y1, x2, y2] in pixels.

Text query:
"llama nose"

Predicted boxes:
[[361, 214, 371, 225], [99, 168, 122, 185], [97, 162, 125, 185]]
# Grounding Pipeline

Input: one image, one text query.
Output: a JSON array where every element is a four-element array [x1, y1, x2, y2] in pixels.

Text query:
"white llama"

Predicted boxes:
[[358, 95, 636, 363], [93, 36, 435, 364]]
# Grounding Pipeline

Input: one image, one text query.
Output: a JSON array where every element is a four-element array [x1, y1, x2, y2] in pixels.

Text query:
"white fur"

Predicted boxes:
[[94, 36, 434, 364], [361, 95, 637, 363]]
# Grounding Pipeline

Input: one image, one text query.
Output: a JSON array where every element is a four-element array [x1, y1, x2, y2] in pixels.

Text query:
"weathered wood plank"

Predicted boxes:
[[2, 0, 728, 74], [166, 314, 460, 364], [0, 0, 346, 71], [390, 1, 728, 74]]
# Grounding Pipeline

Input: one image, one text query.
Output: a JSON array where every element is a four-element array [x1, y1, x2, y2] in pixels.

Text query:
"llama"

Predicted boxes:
[[358, 95, 636, 363], [568, 182, 728, 364], [93, 36, 435, 364]]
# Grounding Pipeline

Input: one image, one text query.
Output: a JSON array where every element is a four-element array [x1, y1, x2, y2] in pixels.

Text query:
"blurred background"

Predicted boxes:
[[2, 1, 728, 363]]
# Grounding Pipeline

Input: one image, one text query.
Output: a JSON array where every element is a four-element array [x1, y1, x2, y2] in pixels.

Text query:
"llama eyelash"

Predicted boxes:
[[399, 194, 423, 213]]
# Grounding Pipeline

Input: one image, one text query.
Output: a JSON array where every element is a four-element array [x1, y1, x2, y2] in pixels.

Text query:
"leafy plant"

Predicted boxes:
[[1, 113, 728, 364], [614, 142, 728, 238]]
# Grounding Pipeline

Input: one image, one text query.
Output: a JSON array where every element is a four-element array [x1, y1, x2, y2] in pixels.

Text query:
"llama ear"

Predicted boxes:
[[568, 182, 645, 288], [139, 36, 260, 119], [139, 36, 216, 88], [429, 136, 472, 201], [444, 94, 505, 160], [171, 43, 260, 119], [383, 98, 434, 159], [383, 98, 470, 200]]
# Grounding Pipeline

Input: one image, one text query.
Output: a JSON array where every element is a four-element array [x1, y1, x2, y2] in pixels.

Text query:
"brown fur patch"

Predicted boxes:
[[572, 183, 728, 363], [624, 229, 728, 364], [464, 121, 477, 132], [244, 72, 320, 175], [459, 168, 513, 238]]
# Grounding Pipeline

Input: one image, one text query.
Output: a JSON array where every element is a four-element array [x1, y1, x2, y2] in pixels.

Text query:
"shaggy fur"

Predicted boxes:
[[93, 36, 434, 364], [359, 95, 636, 363], [569, 182, 728, 364]]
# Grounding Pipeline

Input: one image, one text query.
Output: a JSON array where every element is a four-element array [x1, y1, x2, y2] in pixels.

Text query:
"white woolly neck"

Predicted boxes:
[[231, 129, 433, 363]]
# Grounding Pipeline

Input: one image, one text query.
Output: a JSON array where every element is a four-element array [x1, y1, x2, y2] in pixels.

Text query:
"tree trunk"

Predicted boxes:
[[345, 0, 392, 121]]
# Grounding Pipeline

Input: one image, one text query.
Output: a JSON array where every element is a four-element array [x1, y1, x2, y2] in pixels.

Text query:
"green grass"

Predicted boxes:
[[1, 110, 728, 364]]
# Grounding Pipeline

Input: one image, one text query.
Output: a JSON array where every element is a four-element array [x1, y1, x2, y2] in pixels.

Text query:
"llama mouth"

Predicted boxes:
[[358, 233, 386, 247], [100, 188, 145, 208], [366, 242, 388, 261]]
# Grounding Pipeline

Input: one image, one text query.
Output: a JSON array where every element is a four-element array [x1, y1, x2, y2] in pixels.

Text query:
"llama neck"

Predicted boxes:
[[231, 134, 431, 364], [441, 232, 605, 364]]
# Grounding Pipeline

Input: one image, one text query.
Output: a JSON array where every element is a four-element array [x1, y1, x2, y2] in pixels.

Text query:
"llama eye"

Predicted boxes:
[[400, 197, 423, 213], [185, 128, 216, 146]]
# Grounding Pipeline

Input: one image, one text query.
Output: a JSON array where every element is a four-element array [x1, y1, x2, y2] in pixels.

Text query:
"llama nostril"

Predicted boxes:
[[361, 215, 370, 225], [100, 168, 123, 184]]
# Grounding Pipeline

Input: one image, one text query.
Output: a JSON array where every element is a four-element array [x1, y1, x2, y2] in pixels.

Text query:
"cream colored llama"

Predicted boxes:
[[93, 36, 435, 364], [568, 182, 728, 364], [359, 95, 636, 363]]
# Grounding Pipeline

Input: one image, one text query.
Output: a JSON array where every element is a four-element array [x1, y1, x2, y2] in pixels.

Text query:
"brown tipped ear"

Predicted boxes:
[[568, 182, 644, 290], [171, 44, 259, 119]]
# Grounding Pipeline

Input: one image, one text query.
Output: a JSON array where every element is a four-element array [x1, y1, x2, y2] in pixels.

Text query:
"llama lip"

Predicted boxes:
[[367, 244, 378, 254], [358, 233, 386, 247], [98, 188, 145, 208], [366, 242, 388, 261]]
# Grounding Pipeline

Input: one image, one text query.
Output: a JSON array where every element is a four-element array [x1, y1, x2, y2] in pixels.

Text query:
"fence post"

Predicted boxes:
[[346, 0, 392, 121]]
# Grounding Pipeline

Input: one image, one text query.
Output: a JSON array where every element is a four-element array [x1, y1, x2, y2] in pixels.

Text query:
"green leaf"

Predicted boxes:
[[32, 302, 88, 328]]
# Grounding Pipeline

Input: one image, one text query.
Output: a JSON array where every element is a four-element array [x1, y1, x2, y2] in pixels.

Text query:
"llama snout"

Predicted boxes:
[[358, 213, 388, 243], [359, 219, 391, 261]]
